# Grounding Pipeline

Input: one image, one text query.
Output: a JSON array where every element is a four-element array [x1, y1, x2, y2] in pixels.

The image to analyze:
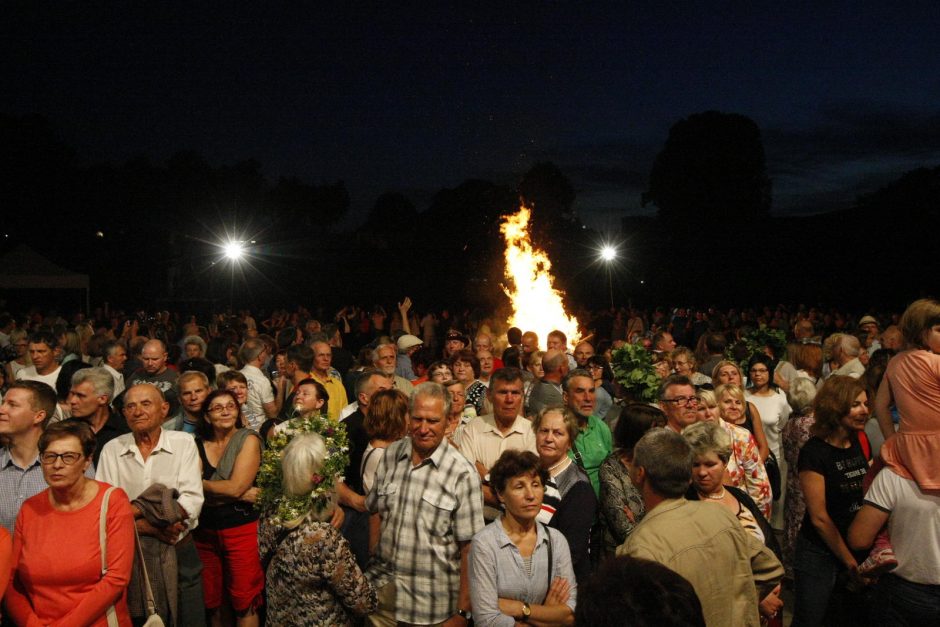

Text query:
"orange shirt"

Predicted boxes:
[[6, 481, 135, 627]]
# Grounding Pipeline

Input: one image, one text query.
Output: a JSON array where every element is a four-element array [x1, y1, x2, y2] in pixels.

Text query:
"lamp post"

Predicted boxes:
[[600, 245, 617, 309]]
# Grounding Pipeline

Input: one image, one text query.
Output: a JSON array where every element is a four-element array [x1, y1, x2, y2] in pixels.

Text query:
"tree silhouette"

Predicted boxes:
[[644, 111, 771, 224]]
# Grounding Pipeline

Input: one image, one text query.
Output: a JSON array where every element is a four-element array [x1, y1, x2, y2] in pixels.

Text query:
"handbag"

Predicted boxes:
[[99, 486, 120, 627], [133, 525, 166, 627]]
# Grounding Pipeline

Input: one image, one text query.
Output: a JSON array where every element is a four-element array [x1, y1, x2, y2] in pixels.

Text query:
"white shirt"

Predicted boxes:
[[16, 366, 65, 420], [866, 467, 940, 585], [745, 389, 792, 459], [96, 428, 204, 535], [339, 401, 358, 422], [103, 363, 126, 398], [240, 364, 274, 429]]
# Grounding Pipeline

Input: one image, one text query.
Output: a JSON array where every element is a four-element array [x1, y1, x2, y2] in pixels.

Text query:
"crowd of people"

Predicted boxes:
[[0, 297, 937, 626]]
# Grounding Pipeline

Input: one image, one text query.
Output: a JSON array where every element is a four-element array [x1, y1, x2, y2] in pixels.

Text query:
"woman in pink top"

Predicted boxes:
[[876, 298, 940, 489], [6, 420, 135, 627]]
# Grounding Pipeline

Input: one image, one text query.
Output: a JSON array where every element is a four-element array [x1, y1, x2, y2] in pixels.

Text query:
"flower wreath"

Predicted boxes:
[[255, 409, 350, 524]]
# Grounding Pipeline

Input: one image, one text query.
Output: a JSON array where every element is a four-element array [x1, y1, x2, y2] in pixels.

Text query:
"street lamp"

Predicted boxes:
[[223, 241, 244, 261], [599, 245, 618, 309]]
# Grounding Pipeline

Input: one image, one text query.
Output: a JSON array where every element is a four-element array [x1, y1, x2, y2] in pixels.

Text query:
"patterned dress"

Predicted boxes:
[[259, 518, 377, 626], [720, 419, 772, 519], [598, 452, 646, 557], [781, 410, 815, 578]]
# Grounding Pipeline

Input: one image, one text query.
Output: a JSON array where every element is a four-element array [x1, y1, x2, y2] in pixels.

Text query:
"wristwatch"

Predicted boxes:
[[456, 608, 472, 621], [521, 601, 532, 621]]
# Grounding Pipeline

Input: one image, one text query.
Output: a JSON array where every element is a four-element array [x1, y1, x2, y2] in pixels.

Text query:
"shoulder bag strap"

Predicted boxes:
[[132, 525, 159, 617], [570, 438, 585, 469], [98, 485, 120, 627], [541, 523, 554, 603]]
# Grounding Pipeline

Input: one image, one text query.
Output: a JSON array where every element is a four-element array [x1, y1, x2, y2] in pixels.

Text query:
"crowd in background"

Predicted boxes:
[[0, 297, 937, 626]]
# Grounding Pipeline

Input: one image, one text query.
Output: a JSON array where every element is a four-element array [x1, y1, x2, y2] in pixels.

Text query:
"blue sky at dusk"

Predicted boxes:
[[4, 2, 940, 231]]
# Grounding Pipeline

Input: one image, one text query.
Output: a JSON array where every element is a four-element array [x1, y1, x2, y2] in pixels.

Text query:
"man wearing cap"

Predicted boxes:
[[858, 315, 882, 354], [396, 334, 423, 381], [444, 330, 469, 359]]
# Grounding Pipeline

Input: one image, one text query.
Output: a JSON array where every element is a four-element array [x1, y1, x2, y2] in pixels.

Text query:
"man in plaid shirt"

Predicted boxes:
[[366, 382, 484, 626]]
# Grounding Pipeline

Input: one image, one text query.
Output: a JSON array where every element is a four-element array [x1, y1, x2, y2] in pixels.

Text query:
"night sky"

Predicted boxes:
[[4, 3, 940, 231]]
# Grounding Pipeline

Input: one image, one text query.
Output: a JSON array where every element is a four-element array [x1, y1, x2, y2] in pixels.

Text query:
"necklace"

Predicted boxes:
[[704, 487, 726, 500], [548, 457, 571, 476]]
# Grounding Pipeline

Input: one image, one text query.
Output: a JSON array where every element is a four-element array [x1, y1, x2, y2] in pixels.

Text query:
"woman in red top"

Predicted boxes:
[[6, 420, 135, 627]]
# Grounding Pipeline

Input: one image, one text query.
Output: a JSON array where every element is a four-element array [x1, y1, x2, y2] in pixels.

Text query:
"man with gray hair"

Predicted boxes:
[[100, 339, 128, 397], [366, 382, 484, 626], [372, 342, 414, 395], [238, 337, 279, 427], [830, 334, 865, 379], [618, 428, 783, 627], [182, 335, 207, 360], [67, 367, 129, 465]]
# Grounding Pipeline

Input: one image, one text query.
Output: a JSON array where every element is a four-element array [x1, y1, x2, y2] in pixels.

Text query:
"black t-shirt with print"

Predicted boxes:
[[798, 435, 868, 555]]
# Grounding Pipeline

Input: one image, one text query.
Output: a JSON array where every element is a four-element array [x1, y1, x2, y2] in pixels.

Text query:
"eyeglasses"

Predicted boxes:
[[40, 451, 84, 465], [661, 396, 699, 406], [208, 403, 238, 413]]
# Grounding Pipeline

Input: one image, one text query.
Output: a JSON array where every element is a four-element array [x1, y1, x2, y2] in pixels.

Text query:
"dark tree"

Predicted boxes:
[[363, 192, 418, 233], [519, 161, 577, 232], [644, 111, 772, 223]]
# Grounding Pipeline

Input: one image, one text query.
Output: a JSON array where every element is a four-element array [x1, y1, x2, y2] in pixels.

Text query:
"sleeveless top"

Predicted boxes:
[[195, 429, 261, 529]]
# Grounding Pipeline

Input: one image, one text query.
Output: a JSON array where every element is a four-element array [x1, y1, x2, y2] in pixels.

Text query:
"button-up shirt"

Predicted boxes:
[[366, 437, 484, 625], [458, 413, 538, 520], [1, 446, 95, 533], [0, 448, 46, 534], [96, 428, 204, 535]]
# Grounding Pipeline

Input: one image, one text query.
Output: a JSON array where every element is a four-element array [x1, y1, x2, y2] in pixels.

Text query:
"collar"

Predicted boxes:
[[0, 447, 41, 470], [494, 517, 551, 549], [118, 428, 174, 457], [642, 497, 688, 520], [310, 370, 338, 384], [397, 436, 448, 468], [480, 414, 529, 436]]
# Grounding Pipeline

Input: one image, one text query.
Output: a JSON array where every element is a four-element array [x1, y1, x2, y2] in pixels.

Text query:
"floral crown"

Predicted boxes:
[[256, 406, 350, 524]]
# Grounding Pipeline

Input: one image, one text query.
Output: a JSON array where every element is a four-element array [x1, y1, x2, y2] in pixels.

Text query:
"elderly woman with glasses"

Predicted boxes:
[[194, 389, 265, 627], [6, 419, 136, 626]]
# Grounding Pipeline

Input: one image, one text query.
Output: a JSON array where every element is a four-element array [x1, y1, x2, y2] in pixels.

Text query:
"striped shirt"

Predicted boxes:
[[366, 436, 484, 625]]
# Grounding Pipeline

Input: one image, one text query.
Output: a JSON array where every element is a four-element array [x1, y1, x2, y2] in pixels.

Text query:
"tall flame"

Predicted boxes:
[[501, 206, 580, 348]]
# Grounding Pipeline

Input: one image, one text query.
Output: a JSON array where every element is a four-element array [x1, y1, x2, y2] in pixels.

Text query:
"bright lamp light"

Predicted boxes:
[[600, 245, 617, 262], [223, 241, 244, 260]]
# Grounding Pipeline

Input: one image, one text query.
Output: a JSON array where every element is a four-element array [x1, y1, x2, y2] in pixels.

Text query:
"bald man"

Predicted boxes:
[[124, 339, 180, 416]]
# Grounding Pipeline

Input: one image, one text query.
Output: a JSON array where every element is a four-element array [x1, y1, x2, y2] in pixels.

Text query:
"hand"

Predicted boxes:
[[398, 297, 412, 313], [544, 576, 570, 605], [441, 614, 469, 627], [758, 584, 783, 618], [330, 506, 345, 529], [240, 487, 259, 504]]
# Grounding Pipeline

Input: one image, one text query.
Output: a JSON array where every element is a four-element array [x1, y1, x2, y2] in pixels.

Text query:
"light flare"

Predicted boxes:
[[500, 206, 580, 348]]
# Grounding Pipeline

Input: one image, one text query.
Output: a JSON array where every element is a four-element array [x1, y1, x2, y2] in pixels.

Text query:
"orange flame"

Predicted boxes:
[[501, 206, 580, 348]]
